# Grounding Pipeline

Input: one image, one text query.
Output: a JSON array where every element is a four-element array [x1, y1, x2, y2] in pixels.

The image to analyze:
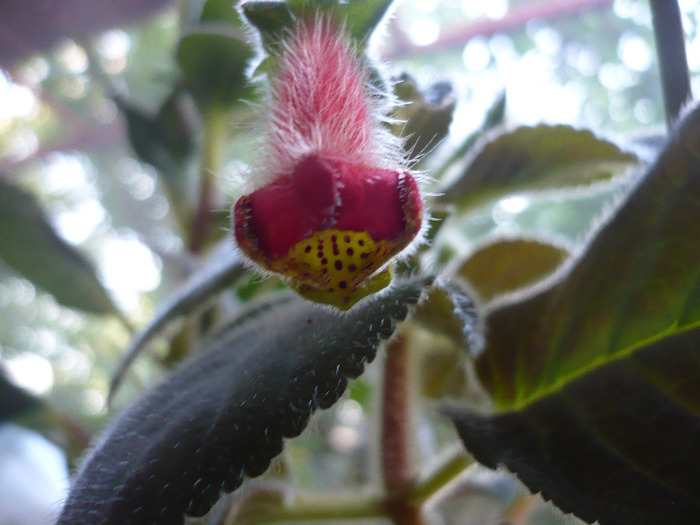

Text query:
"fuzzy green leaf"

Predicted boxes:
[[439, 124, 640, 212], [59, 276, 433, 524], [448, 104, 700, 524]]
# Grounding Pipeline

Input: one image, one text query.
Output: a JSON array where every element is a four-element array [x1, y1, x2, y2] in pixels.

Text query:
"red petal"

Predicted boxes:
[[234, 153, 422, 263]]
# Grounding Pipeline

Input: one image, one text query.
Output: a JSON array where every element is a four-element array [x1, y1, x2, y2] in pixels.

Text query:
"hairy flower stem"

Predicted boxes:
[[381, 332, 424, 525], [649, 0, 692, 126], [189, 107, 225, 253]]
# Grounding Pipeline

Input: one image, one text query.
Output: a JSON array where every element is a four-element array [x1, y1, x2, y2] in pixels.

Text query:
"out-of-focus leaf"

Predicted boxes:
[[58, 276, 434, 525], [177, 31, 254, 111], [438, 124, 640, 212], [447, 104, 700, 524], [0, 179, 119, 316], [412, 280, 482, 400], [285, 0, 337, 17], [412, 280, 482, 352], [417, 335, 467, 400], [116, 89, 196, 210], [432, 92, 505, 181], [393, 73, 456, 160], [0, 370, 40, 422], [457, 236, 570, 303], [337, 0, 394, 44], [201, 0, 244, 25], [109, 252, 246, 403], [240, 1, 295, 49]]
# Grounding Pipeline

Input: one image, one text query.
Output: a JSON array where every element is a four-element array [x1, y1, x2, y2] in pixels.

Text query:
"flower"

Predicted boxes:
[[233, 17, 424, 309]]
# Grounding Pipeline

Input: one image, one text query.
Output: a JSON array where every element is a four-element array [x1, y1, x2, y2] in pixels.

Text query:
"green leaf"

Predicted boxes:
[[448, 328, 700, 525], [448, 104, 700, 524], [243, 0, 393, 51], [59, 276, 433, 524], [116, 90, 195, 211], [240, 1, 295, 47], [109, 252, 246, 403], [177, 31, 254, 111], [338, 0, 394, 44], [393, 73, 456, 160], [200, 0, 244, 25], [0, 178, 119, 316], [285, 0, 337, 17], [457, 236, 570, 303], [439, 124, 640, 212]]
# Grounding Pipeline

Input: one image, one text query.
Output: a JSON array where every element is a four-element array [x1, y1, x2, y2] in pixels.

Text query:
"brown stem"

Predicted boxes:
[[380, 331, 423, 525]]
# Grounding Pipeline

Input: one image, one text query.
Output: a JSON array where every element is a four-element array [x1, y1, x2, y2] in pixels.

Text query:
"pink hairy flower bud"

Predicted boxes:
[[233, 16, 425, 309]]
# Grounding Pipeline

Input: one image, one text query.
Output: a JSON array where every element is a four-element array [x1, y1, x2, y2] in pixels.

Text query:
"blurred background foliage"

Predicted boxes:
[[0, 0, 698, 523]]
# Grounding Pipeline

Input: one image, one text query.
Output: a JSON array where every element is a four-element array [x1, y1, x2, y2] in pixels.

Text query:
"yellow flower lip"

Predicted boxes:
[[270, 229, 394, 310]]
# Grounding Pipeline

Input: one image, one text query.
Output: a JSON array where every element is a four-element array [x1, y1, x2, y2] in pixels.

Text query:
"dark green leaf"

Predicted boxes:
[[59, 276, 433, 524], [448, 104, 700, 524], [393, 73, 456, 160], [0, 178, 119, 315], [177, 31, 254, 111], [109, 252, 246, 403], [0, 370, 41, 422], [439, 124, 640, 212], [457, 236, 570, 303], [447, 327, 700, 525]]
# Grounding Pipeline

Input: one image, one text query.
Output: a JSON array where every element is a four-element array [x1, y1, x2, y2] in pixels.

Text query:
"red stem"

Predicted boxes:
[[187, 174, 214, 254], [380, 332, 422, 525]]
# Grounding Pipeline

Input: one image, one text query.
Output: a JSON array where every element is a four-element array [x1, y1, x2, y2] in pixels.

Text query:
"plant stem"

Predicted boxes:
[[238, 494, 384, 524], [189, 107, 226, 253], [410, 448, 472, 504], [380, 332, 423, 525], [649, 0, 692, 127]]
